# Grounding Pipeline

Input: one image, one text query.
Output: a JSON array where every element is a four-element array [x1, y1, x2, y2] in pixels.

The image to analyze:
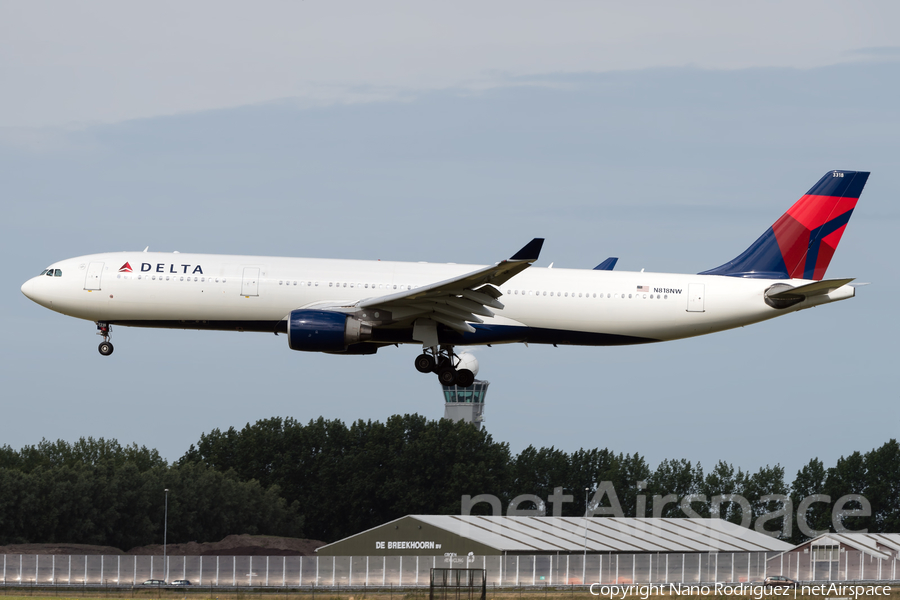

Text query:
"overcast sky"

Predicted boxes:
[[2, 2, 899, 491]]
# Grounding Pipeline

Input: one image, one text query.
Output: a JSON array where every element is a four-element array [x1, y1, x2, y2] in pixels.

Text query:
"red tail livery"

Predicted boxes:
[[702, 170, 869, 280]]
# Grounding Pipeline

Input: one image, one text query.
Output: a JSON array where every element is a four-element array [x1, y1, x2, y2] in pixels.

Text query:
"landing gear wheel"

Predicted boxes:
[[98, 341, 114, 356], [437, 367, 458, 386], [414, 354, 436, 374], [455, 369, 475, 388]]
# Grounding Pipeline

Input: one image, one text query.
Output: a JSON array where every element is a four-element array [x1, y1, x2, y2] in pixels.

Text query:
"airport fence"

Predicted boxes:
[[0, 551, 897, 588]]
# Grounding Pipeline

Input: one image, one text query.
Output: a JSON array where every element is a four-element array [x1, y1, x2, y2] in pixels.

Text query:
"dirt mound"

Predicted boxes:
[[0, 543, 123, 556], [128, 535, 325, 556], [0, 535, 325, 557]]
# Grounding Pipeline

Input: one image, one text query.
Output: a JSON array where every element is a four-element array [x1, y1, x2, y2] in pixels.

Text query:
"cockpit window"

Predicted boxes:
[[46, 270, 53, 276], [40, 269, 49, 276], [54, 269, 62, 277]]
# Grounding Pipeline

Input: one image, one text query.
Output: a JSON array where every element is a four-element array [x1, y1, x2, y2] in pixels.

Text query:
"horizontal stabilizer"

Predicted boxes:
[[594, 257, 618, 271], [767, 278, 855, 300]]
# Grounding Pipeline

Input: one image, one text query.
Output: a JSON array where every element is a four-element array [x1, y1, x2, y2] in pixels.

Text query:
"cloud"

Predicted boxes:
[[846, 46, 900, 59], [1, 1, 898, 127]]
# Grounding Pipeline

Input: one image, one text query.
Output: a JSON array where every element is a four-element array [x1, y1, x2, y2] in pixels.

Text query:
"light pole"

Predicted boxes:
[[583, 487, 590, 584], [164, 489, 169, 582], [583, 487, 590, 554]]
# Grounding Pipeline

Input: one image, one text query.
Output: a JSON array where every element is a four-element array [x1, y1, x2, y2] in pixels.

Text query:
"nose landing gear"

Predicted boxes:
[[97, 322, 114, 356], [414, 345, 475, 387]]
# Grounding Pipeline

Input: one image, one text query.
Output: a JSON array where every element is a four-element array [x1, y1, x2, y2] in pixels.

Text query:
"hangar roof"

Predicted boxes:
[[793, 533, 900, 560], [411, 516, 792, 553], [318, 515, 792, 555]]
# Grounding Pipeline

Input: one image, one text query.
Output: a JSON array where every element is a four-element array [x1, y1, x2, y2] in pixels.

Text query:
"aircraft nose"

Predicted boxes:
[[21, 278, 35, 300]]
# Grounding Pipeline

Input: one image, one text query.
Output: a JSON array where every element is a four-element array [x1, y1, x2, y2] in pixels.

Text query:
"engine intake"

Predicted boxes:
[[288, 310, 372, 352]]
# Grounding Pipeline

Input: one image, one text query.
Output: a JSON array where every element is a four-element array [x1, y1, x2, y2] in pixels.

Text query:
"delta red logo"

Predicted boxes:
[[119, 262, 133, 273]]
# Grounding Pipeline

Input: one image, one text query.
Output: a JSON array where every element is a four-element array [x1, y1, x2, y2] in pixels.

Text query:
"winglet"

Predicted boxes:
[[594, 257, 618, 271], [509, 238, 544, 261]]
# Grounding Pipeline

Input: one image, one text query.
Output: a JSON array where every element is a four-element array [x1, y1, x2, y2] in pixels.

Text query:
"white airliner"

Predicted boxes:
[[22, 170, 868, 387]]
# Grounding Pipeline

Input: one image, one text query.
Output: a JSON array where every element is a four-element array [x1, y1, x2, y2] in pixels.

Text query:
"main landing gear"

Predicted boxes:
[[97, 322, 114, 356], [414, 345, 475, 387]]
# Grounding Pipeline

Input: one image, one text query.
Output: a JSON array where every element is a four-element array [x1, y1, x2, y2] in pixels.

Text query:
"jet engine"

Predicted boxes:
[[287, 309, 372, 352]]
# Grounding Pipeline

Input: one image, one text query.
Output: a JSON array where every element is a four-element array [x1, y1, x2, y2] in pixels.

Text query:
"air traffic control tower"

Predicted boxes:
[[441, 352, 488, 429], [442, 380, 488, 429]]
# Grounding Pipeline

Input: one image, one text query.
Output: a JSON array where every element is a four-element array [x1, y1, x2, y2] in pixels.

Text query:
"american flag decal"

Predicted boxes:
[[637, 285, 649, 292]]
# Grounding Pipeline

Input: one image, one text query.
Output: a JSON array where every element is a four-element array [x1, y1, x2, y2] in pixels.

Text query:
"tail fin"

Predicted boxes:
[[700, 170, 869, 280]]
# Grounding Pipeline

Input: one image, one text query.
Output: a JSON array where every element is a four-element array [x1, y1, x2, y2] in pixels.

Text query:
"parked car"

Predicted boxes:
[[171, 580, 192, 586], [764, 576, 798, 588], [141, 579, 167, 586]]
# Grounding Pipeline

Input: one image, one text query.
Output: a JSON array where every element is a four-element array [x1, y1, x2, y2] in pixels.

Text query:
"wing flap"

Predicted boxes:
[[429, 313, 477, 333]]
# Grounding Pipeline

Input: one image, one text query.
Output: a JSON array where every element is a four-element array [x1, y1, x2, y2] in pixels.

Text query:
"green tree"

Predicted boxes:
[[865, 439, 900, 533], [646, 459, 703, 518], [824, 451, 869, 533], [789, 458, 830, 543]]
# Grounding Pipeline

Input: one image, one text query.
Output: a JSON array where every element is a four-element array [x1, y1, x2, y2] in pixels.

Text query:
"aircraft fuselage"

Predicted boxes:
[[20, 251, 853, 347]]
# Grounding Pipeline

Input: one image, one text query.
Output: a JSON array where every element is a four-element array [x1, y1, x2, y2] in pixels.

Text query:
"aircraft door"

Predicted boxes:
[[84, 262, 104, 290], [687, 283, 705, 312], [241, 267, 260, 296]]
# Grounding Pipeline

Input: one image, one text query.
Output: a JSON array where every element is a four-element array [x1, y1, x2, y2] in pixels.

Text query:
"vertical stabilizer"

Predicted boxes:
[[700, 170, 869, 280]]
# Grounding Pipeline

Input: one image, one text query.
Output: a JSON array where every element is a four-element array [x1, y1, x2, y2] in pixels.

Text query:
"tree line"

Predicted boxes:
[[0, 438, 303, 549], [1, 416, 898, 549]]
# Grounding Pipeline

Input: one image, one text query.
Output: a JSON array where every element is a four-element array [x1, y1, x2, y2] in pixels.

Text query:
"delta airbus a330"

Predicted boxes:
[[22, 170, 868, 387]]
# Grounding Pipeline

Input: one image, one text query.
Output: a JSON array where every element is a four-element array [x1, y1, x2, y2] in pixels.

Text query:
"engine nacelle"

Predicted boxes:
[[287, 310, 372, 352]]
